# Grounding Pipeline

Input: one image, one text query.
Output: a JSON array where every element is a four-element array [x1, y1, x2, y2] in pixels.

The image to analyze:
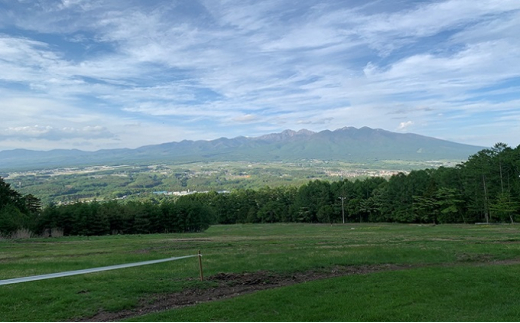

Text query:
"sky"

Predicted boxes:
[[1, 0, 519, 152]]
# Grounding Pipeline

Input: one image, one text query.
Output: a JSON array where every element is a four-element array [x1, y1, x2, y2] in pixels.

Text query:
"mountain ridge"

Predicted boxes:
[[0, 127, 485, 171]]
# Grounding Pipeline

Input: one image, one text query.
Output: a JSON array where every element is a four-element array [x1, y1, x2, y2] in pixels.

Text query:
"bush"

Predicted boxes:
[[10, 228, 33, 239]]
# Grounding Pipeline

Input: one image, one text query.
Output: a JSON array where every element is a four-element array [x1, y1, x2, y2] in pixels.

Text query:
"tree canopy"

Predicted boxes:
[[0, 177, 42, 236]]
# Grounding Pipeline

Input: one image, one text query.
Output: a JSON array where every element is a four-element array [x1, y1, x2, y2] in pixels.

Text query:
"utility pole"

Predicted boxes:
[[339, 196, 346, 224]]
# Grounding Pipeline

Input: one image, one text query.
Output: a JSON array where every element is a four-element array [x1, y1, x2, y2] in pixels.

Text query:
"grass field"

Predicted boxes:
[[2, 223, 520, 321]]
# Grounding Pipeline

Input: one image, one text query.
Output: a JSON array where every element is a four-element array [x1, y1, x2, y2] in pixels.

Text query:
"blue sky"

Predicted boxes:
[[0, 0, 519, 151]]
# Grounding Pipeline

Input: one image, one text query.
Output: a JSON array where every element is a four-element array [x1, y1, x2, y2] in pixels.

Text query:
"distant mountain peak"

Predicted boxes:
[[296, 129, 315, 135], [0, 126, 485, 170], [256, 128, 314, 142]]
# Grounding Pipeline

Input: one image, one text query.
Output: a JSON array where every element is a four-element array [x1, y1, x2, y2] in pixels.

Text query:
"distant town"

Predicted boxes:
[[2, 159, 462, 205]]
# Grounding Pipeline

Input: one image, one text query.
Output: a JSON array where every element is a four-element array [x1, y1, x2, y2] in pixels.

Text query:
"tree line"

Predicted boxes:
[[0, 178, 213, 237], [180, 143, 520, 225], [1, 143, 519, 237]]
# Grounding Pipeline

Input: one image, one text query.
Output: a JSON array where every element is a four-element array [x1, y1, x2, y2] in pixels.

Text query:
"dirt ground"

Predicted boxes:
[[75, 263, 412, 322]]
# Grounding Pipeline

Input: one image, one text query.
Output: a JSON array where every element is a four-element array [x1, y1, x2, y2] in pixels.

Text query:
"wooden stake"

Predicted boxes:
[[198, 250, 204, 281]]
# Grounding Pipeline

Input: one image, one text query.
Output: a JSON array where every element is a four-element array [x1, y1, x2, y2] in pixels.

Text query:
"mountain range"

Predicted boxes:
[[0, 127, 485, 171]]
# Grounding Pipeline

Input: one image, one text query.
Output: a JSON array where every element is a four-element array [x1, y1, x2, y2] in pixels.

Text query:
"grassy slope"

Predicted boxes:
[[1, 223, 520, 321]]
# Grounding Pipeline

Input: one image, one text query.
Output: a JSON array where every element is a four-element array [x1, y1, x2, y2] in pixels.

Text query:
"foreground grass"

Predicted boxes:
[[1, 223, 520, 321], [131, 264, 520, 322]]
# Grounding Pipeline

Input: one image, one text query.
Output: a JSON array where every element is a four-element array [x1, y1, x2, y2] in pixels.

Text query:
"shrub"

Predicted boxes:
[[50, 227, 64, 238], [10, 228, 33, 239]]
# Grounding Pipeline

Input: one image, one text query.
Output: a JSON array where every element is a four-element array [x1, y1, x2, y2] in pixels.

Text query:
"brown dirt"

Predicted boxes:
[[73, 263, 413, 322]]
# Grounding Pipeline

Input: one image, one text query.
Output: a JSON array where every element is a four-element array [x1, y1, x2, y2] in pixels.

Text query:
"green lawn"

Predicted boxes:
[[2, 223, 520, 321], [131, 265, 520, 322]]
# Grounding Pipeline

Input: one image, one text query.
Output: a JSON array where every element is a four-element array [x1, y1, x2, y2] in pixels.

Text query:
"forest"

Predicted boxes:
[[0, 143, 519, 237]]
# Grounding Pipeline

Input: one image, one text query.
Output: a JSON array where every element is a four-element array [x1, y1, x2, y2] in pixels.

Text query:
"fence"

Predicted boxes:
[[0, 252, 203, 286]]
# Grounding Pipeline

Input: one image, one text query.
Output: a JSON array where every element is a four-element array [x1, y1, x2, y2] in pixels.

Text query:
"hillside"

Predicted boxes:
[[0, 127, 484, 171]]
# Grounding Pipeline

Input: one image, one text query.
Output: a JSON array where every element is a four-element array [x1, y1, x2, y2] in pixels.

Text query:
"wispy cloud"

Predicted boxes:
[[0, 125, 115, 141], [233, 114, 260, 123], [0, 0, 519, 151]]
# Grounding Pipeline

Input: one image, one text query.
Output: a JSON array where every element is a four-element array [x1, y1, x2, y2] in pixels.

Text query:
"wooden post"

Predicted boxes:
[[198, 250, 204, 281]]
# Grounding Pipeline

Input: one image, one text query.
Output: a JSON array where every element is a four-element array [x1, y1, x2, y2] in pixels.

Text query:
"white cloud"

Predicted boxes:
[[397, 121, 414, 131], [297, 118, 334, 125], [0, 125, 115, 141]]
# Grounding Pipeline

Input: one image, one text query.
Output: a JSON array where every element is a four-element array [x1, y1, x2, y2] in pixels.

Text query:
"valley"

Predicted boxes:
[[0, 127, 479, 205], [3, 159, 459, 205]]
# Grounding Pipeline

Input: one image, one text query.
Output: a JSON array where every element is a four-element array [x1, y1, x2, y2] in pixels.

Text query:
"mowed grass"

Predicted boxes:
[[131, 265, 520, 322], [1, 223, 520, 321]]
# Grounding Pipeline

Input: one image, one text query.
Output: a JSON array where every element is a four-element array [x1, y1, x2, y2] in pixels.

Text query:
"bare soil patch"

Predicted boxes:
[[74, 263, 412, 322]]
